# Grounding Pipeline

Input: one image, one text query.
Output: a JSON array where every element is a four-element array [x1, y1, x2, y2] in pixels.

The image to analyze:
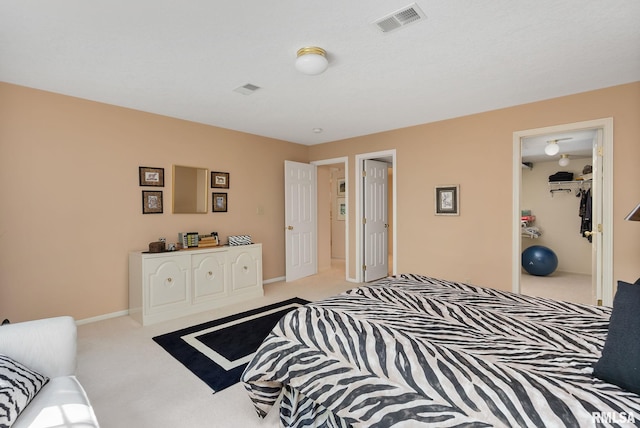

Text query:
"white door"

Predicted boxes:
[[591, 129, 604, 304], [285, 161, 317, 282], [363, 159, 388, 282]]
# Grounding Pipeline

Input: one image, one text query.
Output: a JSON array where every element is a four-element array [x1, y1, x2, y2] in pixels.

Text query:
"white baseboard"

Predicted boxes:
[[77, 275, 308, 325], [76, 310, 129, 326]]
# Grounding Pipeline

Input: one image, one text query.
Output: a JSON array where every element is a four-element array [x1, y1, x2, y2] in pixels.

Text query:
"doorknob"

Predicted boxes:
[[287, 225, 294, 230], [584, 231, 595, 237]]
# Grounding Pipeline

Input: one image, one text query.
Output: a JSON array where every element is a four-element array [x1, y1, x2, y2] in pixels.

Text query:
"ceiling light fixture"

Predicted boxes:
[[295, 47, 328, 75], [544, 140, 560, 156], [558, 154, 570, 167]]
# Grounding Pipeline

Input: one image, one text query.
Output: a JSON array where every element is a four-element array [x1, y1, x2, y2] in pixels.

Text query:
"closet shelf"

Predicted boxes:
[[548, 179, 591, 196], [548, 179, 591, 187]]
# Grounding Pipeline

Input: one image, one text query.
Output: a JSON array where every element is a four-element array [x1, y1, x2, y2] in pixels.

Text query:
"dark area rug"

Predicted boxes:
[[153, 297, 309, 393]]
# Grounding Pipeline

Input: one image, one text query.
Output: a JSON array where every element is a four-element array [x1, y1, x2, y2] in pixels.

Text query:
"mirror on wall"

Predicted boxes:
[[172, 165, 208, 214]]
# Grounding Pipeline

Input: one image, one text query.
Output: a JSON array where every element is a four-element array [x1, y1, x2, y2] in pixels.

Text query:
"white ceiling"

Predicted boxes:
[[1, 1, 639, 146]]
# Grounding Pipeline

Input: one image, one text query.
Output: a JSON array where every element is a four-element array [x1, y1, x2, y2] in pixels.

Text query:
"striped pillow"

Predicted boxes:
[[0, 354, 49, 428]]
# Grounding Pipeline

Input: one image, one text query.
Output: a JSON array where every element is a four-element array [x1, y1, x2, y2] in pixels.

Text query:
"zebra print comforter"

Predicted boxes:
[[241, 274, 640, 427]]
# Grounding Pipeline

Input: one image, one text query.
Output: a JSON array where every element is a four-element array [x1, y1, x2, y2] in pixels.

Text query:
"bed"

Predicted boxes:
[[241, 274, 640, 427]]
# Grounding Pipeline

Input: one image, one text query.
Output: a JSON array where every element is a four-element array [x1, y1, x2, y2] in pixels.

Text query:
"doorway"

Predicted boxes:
[[356, 150, 397, 283], [512, 118, 614, 306], [312, 157, 349, 282]]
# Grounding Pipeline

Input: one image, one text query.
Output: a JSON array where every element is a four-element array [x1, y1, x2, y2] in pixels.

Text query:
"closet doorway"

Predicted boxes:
[[512, 119, 614, 306]]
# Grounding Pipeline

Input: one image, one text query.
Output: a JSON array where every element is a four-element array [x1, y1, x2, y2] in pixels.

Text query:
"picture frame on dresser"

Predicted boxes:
[[139, 166, 164, 187], [142, 190, 163, 214]]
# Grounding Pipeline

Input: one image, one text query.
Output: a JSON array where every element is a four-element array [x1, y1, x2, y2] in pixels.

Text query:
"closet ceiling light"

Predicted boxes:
[[544, 141, 560, 156], [558, 154, 570, 167]]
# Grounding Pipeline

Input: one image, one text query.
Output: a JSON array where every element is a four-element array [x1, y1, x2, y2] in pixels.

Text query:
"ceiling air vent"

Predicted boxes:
[[373, 3, 426, 33], [233, 83, 261, 95]]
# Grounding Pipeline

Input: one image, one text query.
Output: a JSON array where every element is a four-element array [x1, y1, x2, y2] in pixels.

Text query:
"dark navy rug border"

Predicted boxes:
[[152, 297, 309, 393]]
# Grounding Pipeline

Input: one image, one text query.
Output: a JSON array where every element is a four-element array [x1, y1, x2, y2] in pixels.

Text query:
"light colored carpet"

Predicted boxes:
[[76, 260, 353, 428], [521, 271, 593, 305], [76, 263, 592, 427]]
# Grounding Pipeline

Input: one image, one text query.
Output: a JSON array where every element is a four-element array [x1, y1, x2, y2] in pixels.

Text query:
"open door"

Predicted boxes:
[[590, 129, 604, 304], [363, 159, 389, 282], [284, 160, 317, 282]]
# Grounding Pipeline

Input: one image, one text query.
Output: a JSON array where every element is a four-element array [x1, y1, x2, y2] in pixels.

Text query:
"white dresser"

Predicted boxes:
[[129, 244, 263, 325]]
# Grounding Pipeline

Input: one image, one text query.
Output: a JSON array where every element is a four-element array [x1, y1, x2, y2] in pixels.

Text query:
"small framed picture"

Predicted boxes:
[[212, 192, 227, 212], [435, 185, 459, 216], [211, 172, 230, 189], [337, 197, 346, 221], [337, 178, 346, 196], [139, 167, 164, 187], [142, 191, 163, 214]]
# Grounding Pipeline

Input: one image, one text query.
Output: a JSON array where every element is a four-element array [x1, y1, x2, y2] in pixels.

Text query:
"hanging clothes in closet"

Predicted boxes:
[[579, 187, 592, 242]]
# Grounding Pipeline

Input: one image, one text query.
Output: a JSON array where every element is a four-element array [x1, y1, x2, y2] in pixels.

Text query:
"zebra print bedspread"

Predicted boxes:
[[241, 274, 640, 427]]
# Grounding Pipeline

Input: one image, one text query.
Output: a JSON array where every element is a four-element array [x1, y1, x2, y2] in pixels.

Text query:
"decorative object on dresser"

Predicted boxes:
[[129, 244, 263, 325], [228, 235, 252, 246], [138, 166, 164, 187], [178, 232, 200, 248], [211, 171, 230, 189], [153, 297, 308, 393], [142, 190, 163, 214], [198, 233, 219, 248], [212, 192, 228, 212], [148, 241, 166, 253]]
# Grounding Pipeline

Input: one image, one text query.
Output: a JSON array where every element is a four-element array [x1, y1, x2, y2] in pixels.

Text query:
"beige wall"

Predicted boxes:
[[0, 83, 308, 322], [522, 158, 592, 274], [2, 81, 639, 322], [309, 82, 640, 291]]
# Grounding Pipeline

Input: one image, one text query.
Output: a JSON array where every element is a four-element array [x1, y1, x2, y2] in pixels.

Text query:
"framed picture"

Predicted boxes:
[[212, 192, 227, 212], [211, 172, 230, 189], [337, 178, 346, 196], [336, 197, 346, 221], [435, 185, 459, 216], [139, 167, 164, 187], [142, 191, 163, 214]]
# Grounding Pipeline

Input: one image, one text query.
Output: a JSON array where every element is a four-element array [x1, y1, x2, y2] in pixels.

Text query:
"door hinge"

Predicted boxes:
[[597, 146, 603, 157], [597, 299, 603, 306], [362, 170, 367, 177], [362, 218, 367, 224], [362, 264, 367, 271], [598, 223, 603, 233]]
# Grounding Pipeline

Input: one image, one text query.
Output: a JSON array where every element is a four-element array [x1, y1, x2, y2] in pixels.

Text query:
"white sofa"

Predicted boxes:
[[0, 316, 99, 428]]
